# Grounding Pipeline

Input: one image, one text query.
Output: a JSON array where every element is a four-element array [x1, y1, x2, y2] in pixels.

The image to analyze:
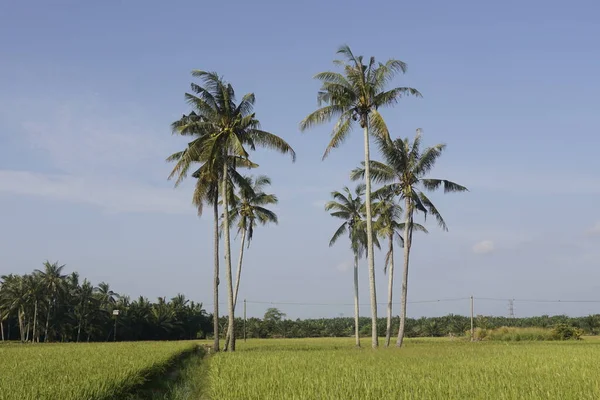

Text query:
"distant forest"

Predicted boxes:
[[2, 263, 600, 342]]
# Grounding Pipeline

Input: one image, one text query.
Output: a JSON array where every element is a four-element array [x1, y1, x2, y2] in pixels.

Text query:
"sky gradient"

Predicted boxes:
[[1, 0, 600, 318]]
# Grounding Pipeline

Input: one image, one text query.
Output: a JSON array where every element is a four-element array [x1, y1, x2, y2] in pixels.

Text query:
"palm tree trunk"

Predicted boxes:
[[396, 201, 413, 347], [77, 303, 84, 343], [233, 226, 246, 309], [76, 319, 82, 343], [18, 307, 24, 342], [44, 301, 51, 342], [224, 225, 247, 348], [385, 233, 395, 347], [362, 122, 378, 348], [222, 161, 235, 352], [353, 253, 360, 347], [212, 196, 220, 353], [32, 300, 38, 343], [0, 317, 4, 342]]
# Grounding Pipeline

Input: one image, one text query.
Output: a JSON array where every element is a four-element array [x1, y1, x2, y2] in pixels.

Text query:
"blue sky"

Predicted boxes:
[[1, 0, 600, 318]]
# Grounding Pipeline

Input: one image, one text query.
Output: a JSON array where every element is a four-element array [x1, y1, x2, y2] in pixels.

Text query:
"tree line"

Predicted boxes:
[[227, 308, 600, 339], [168, 44, 467, 352], [0, 262, 211, 342]]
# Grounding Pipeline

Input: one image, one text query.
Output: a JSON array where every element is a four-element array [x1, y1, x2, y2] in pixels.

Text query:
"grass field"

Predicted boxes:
[[206, 337, 600, 399], [0, 341, 198, 400], [4, 337, 600, 399]]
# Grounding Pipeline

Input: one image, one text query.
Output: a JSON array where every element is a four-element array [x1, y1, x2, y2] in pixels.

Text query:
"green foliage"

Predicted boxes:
[[485, 327, 555, 341], [551, 324, 584, 340], [0, 264, 211, 342], [206, 338, 600, 399], [472, 326, 584, 342], [0, 341, 197, 400]]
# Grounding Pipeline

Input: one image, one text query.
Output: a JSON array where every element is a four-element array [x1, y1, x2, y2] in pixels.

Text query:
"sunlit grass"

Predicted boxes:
[[207, 337, 600, 399], [0, 341, 197, 400]]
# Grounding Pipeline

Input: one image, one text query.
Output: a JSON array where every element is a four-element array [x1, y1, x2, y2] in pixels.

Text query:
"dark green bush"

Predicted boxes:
[[551, 324, 584, 340]]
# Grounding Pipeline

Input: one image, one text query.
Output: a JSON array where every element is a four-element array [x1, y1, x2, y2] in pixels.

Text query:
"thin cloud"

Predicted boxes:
[[336, 260, 352, 272], [0, 170, 193, 214], [472, 240, 494, 254], [586, 222, 600, 236], [312, 200, 327, 209]]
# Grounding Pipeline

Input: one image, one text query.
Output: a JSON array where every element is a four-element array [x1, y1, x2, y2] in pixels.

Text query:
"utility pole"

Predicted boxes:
[[470, 296, 474, 342], [243, 299, 247, 342], [112, 309, 119, 341]]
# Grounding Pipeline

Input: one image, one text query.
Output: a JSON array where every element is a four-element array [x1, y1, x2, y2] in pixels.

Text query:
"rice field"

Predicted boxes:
[[4, 338, 600, 399], [206, 337, 600, 399], [0, 341, 198, 400]]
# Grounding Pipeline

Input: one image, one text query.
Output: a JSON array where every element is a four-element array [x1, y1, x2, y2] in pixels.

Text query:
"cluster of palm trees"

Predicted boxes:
[[167, 71, 295, 352], [169, 45, 467, 351], [0, 262, 210, 342], [301, 46, 468, 347]]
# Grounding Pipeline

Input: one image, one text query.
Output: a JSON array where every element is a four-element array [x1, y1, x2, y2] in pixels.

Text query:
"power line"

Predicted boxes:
[[240, 297, 470, 307], [476, 297, 600, 304]]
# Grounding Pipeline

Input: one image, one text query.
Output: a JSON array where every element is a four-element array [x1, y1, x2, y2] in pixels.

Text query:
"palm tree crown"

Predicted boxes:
[[300, 45, 421, 158], [229, 175, 279, 246], [352, 130, 468, 228]]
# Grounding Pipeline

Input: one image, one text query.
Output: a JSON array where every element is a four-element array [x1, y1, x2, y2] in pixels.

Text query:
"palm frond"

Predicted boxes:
[[299, 105, 347, 131], [322, 114, 353, 160], [329, 222, 348, 247], [418, 192, 447, 231]]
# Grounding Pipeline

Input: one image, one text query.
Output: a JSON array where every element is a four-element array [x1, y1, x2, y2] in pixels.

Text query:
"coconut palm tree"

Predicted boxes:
[[223, 174, 279, 349], [169, 70, 295, 351], [300, 45, 420, 347], [372, 192, 427, 346], [0, 274, 30, 342], [36, 261, 66, 342], [229, 175, 278, 308], [168, 148, 253, 352], [23, 273, 44, 342], [351, 129, 468, 347], [325, 184, 380, 347]]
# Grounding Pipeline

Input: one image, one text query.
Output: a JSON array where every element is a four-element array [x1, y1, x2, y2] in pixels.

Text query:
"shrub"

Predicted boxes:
[[551, 324, 584, 340], [486, 327, 554, 341]]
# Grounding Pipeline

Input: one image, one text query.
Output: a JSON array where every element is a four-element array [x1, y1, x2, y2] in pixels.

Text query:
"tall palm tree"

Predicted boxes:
[[36, 261, 66, 342], [229, 175, 278, 308], [75, 279, 95, 342], [96, 282, 119, 309], [352, 129, 467, 347], [372, 192, 427, 346], [325, 184, 379, 347], [300, 45, 420, 347], [223, 175, 278, 350], [24, 273, 44, 343], [169, 70, 295, 351], [0, 274, 25, 341]]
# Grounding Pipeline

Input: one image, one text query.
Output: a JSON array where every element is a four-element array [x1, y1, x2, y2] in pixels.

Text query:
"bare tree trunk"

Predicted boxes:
[[222, 161, 235, 352], [25, 317, 30, 342], [385, 233, 395, 347], [1, 317, 4, 342], [225, 226, 247, 347], [353, 253, 360, 347], [363, 123, 378, 348], [32, 300, 38, 343], [212, 196, 220, 353], [396, 200, 413, 347]]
